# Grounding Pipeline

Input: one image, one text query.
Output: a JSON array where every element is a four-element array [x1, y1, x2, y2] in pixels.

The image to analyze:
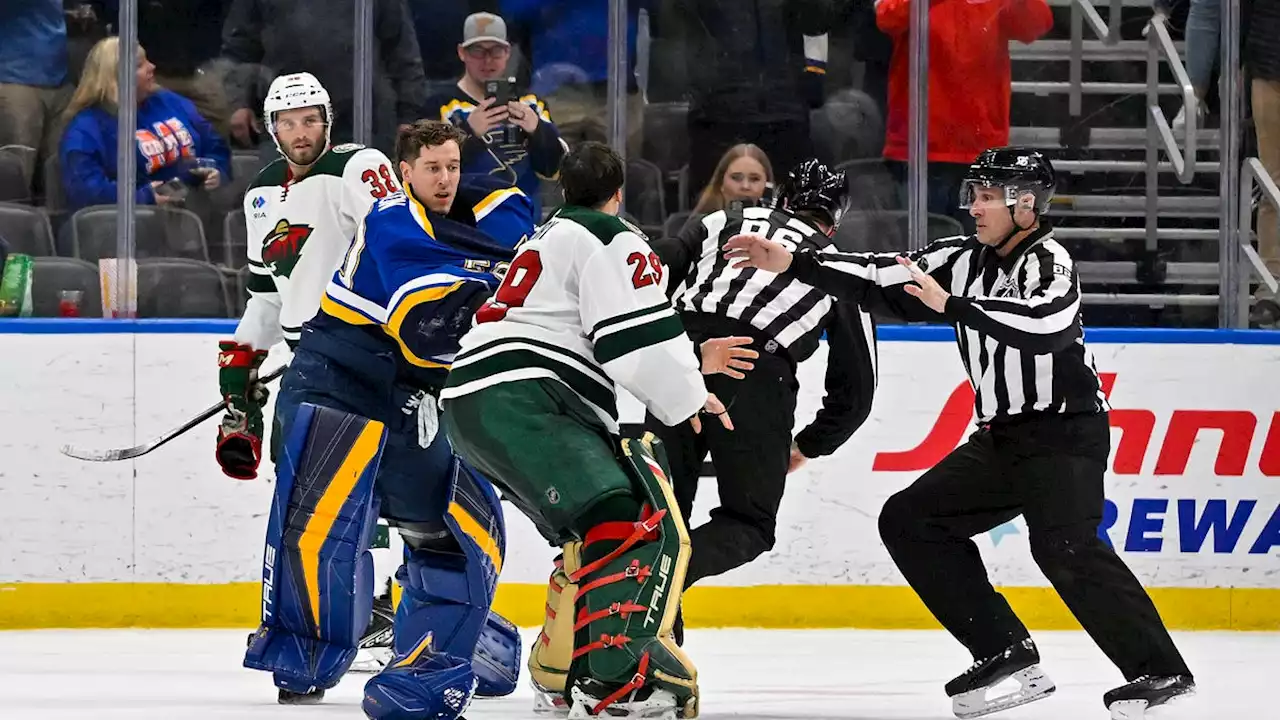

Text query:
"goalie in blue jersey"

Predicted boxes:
[[242, 120, 533, 719]]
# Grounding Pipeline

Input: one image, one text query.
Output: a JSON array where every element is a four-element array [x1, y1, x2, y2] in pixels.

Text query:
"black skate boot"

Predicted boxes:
[[945, 639, 1055, 719], [1103, 674, 1195, 719], [278, 687, 325, 705]]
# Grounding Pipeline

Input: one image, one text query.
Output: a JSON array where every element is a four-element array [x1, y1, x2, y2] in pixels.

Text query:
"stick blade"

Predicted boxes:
[[59, 443, 140, 462]]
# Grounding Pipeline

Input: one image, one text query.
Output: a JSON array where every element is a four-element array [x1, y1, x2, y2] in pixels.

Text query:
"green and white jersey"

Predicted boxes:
[[442, 205, 707, 432], [233, 143, 396, 349]]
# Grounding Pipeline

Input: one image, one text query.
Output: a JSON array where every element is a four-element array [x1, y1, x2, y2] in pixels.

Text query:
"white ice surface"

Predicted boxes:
[[0, 628, 1271, 719]]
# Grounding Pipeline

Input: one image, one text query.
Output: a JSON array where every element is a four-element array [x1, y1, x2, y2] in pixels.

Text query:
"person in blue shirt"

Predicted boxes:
[[0, 0, 74, 194], [59, 37, 231, 211]]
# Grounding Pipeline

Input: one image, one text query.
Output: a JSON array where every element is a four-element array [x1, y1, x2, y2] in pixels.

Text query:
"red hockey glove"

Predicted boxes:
[[216, 341, 269, 480]]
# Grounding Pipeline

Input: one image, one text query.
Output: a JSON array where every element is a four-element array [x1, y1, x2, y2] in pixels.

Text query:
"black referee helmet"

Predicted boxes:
[[777, 158, 851, 231]]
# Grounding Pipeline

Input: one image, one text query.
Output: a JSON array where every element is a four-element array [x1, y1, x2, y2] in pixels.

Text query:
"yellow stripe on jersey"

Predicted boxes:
[[382, 281, 468, 368], [472, 187, 525, 222], [320, 293, 378, 326], [439, 98, 476, 121], [405, 187, 437, 239]]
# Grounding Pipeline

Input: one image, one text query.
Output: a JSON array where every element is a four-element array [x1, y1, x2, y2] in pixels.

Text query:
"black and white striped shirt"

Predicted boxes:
[[663, 205, 850, 362], [788, 223, 1109, 423], [652, 204, 878, 458]]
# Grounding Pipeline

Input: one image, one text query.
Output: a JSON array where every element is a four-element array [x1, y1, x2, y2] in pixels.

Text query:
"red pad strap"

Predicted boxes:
[[591, 651, 652, 715], [575, 560, 651, 599], [570, 510, 666, 584], [571, 633, 632, 660], [573, 601, 648, 633]]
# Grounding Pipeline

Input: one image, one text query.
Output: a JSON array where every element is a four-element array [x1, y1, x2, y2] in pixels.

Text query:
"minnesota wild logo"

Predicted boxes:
[[261, 219, 314, 278]]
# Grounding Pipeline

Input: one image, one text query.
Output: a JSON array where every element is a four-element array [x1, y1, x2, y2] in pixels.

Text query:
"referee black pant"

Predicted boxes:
[[645, 350, 797, 588], [878, 411, 1191, 680]]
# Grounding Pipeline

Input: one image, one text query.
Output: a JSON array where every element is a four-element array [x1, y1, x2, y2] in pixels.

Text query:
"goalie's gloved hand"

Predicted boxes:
[[216, 340, 270, 480]]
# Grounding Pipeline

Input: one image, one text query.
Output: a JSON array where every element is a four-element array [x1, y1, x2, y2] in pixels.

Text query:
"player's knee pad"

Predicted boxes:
[[375, 460, 514, 697], [244, 402, 386, 694], [566, 433, 699, 719], [362, 647, 476, 720]]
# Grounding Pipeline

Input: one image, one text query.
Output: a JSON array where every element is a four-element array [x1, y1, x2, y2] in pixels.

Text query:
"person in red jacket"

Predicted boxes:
[[877, 0, 1052, 229]]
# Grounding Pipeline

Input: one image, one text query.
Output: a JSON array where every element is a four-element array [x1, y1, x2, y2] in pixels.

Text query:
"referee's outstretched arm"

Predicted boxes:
[[941, 246, 1082, 354], [787, 237, 969, 322], [794, 301, 879, 458]]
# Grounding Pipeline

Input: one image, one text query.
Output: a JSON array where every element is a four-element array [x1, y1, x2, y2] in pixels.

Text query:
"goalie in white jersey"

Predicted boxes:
[[441, 142, 755, 719], [211, 72, 400, 679]]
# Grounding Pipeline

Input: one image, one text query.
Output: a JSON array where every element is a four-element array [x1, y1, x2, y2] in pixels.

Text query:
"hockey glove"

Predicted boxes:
[[216, 341, 270, 480]]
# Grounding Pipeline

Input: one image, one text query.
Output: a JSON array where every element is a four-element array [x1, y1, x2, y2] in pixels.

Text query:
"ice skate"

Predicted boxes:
[[1104, 674, 1195, 719], [277, 687, 324, 705], [531, 675, 570, 716], [349, 594, 396, 674], [567, 682, 683, 720], [945, 639, 1055, 718]]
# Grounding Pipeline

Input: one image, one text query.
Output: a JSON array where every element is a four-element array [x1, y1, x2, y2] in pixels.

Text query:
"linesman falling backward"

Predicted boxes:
[[724, 147, 1195, 720]]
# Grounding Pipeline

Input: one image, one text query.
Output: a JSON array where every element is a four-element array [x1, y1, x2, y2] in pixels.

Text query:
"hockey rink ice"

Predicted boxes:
[[0, 628, 1271, 719]]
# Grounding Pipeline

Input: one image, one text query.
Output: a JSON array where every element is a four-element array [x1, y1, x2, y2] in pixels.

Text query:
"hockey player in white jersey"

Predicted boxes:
[[212, 71, 401, 676], [441, 141, 755, 719]]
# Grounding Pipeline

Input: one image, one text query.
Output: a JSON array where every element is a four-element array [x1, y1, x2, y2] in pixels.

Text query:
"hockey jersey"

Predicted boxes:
[[308, 182, 534, 390], [234, 143, 397, 350], [441, 205, 708, 433]]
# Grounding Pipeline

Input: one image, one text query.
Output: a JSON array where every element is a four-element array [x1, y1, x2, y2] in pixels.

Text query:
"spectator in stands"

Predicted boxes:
[[662, 0, 834, 208], [0, 1, 75, 196], [693, 144, 775, 215], [221, 0, 427, 153], [408, 0, 500, 88], [83, 2, 233, 139], [876, 0, 1052, 230], [668, 143, 775, 243], [59, 38, 232, 211], [1247, 0, 1280, 326], [428, 12, 567, 218]]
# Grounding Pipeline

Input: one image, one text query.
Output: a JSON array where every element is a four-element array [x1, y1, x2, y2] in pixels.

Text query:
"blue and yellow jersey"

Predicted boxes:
[[311, 182, 533, 389]]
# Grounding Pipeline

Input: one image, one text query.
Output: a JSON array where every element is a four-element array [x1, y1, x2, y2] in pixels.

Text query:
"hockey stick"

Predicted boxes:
[[60, 366, 287, 462]]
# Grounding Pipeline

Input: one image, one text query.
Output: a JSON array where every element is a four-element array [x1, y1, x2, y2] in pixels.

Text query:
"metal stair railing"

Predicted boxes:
[[1068, 0, 1123, 118], [1146, 13, 1197, 184], [1234, 158, 1280, 324]]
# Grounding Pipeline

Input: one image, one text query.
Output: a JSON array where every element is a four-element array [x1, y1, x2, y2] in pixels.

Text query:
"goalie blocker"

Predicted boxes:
[[443, 378, 699, 719]]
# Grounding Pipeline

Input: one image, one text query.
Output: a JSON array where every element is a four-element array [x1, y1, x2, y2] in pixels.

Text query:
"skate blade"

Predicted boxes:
[[567, 686, 678, 720], [349, 647, 392, 674], [1108, 685, 1196, 720], [952, 665, 1055, 719], [532, 688, 569, 716]]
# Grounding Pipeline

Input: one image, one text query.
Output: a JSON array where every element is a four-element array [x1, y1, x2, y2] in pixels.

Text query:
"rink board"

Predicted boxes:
[[1, 320, 1279, 630]]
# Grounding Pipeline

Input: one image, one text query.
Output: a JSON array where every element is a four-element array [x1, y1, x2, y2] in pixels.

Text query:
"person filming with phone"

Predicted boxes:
[[428, 12, 568, 218]]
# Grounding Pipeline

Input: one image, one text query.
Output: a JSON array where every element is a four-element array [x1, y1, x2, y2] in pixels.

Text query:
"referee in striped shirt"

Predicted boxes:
[[649, 159, 878, 598], [725, 147, 1193, 717]]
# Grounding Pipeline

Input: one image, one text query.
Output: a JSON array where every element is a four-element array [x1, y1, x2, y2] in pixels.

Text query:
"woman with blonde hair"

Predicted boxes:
[[691, 143, 774, 215], [59, 37, 230, 211]]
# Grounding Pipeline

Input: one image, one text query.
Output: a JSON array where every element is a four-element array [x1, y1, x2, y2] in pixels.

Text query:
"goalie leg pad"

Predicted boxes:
[[244, 402, 386, 694], [528, 544, 582, 714], [566, 434, 699, 719], [473, 610, 522, 697], [364, 460, 513, 717]]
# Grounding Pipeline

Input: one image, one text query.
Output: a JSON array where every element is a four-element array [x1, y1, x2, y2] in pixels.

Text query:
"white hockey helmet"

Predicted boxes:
[[262, 72, 333, 157]]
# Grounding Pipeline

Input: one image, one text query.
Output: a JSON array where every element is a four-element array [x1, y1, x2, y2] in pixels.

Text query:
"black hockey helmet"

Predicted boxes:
[[777, 158, 850, 230], [958, 146, 1056, 215]]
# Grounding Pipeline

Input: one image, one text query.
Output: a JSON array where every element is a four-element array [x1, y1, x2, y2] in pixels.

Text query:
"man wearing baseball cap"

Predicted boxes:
[[426, 12, 567, 219]]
